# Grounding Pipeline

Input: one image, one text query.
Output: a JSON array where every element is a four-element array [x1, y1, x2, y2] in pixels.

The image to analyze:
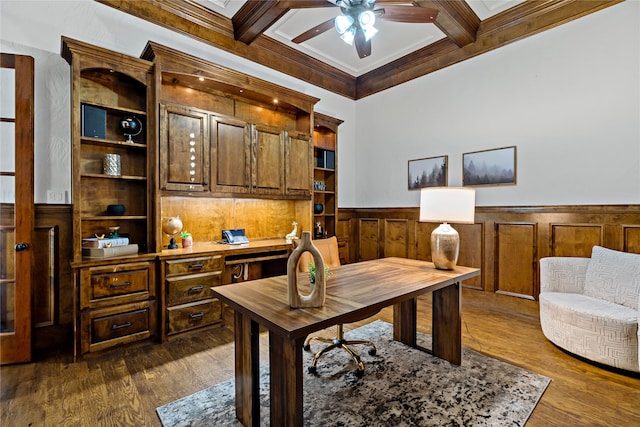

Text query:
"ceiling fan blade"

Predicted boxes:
[[292, 18, 336, 44], [378, 5, 439, 23], [354, 29, 371, 59]]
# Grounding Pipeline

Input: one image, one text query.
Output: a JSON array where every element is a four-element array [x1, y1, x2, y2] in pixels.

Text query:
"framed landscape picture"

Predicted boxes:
[[463, 146, 516, 187], [408, 155, 448, 190]]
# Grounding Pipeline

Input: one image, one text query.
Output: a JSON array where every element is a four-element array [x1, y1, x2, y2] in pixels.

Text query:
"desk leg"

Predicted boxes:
[[234, 312, 260, 427], [433, 282, 462, 365], [393, 298, 417, 347], [269, 332, 304, 427]]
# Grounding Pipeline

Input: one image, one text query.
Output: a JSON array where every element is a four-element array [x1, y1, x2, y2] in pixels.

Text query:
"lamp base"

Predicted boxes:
[[431, 223, 460, 270]]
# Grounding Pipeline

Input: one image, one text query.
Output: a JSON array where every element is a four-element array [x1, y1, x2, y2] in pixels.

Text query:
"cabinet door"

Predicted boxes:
[[160, 104, 209, 192], [252, 123, 283, 195], [285, 130, 312, 197], [210, 114, 251, 194]]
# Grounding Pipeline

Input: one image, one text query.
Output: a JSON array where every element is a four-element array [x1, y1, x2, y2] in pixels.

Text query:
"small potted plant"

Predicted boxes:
[[180, 230, 192, 248], [308, 262, 330, 285]]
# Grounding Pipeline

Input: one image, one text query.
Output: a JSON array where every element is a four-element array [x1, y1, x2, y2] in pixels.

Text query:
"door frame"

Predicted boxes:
[[0, 53, 35, 364]]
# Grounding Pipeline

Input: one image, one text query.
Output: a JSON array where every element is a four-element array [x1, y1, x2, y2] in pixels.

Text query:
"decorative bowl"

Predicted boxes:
[[106, 204, 125, 215], [314, 203, 324, 214]]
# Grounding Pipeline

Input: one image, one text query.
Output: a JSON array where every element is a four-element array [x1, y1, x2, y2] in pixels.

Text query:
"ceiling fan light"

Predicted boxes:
[[362, 25, 378, 41], [340, 26, 356, 45], [358, 10, 375, 28], [335, 15, 354, 34]]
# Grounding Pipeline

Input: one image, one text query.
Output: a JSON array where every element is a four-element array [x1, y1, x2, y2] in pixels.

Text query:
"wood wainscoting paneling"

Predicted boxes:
[[496, 222, 537, 299], [339, 205, 640, 300], [358, 218, 381, 261], [34, 204, 74, 350]]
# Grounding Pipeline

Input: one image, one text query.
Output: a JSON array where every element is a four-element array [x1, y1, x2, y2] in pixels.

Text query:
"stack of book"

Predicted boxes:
[[82, 237, 138, 258]]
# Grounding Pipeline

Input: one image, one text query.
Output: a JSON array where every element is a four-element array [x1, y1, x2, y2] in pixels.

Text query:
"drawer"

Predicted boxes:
[[166, 272, 221, 306], [165, 255, 223, 276], [91, 268, 149, 300], [92, 308, 149, 344], [167, 299, 221, 335]]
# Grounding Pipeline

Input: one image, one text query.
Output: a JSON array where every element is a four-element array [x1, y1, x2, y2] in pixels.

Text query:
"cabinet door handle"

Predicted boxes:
[[188, 263, 204, 270], [188, 285, 205, 293], [110, 281, 131, 288], [189, 312, 205, 320], [111, 321, 132, 330]]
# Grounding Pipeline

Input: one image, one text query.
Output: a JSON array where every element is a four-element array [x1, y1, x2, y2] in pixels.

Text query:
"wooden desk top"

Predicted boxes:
[[211, 257, 480, 339], [156, 238, 292, 259]]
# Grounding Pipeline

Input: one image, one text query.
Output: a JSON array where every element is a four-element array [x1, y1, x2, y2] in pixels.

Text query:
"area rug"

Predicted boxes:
[[157, 320, 551, 426]]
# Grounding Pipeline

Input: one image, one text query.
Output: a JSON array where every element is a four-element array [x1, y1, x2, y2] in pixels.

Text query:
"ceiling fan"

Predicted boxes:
[[290, 0, 439, 59]]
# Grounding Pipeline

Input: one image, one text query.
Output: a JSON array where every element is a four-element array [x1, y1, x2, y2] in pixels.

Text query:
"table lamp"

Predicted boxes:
[[419, 187, 475, 270]]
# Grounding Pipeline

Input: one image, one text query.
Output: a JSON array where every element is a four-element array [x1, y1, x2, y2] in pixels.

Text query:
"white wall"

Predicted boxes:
[[1, 1, 638, 208], [352, 0, 640, 207]]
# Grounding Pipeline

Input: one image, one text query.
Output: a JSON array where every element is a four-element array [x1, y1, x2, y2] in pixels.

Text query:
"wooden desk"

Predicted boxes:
[[211, 257, 480, 427]]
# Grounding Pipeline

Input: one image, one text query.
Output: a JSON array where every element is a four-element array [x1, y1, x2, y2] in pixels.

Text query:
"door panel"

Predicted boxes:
[[1, 53, 34, 364], [211, 114, 250, 194], [252, 124, 283, 195]]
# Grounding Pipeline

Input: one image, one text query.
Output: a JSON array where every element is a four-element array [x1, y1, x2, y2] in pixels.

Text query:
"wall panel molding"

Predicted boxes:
[[383, 219, 410, 259], [495, 222, 536, 299], [340, 205, 640, 300]]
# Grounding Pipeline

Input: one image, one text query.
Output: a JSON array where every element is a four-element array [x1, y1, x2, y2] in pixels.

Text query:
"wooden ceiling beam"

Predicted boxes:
[[232, 1, 288, 44], [416, 0, 480, 47]]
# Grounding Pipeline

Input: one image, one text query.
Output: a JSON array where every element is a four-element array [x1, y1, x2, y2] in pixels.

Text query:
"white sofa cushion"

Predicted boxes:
[[540, 292, 639, 372], [583, 246, 640, 311]]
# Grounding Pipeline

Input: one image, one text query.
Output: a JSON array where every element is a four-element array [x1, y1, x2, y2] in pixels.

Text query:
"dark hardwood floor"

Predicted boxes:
[[2, 288, 639, 426]]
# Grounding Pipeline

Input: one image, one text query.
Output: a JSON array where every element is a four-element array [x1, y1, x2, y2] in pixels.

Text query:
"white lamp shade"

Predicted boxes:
[[419, 187, 476, 224], [335, 15, 353, 34]]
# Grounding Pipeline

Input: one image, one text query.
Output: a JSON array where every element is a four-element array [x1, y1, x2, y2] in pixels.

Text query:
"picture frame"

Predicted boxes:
[[463, 146, 516, 187], [408, 155, 448, 190]]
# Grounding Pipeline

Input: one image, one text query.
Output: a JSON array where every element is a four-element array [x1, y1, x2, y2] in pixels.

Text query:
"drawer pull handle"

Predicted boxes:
[[110, 281, 131, 288], [188, 263, 204, 270], [111, 321, 132, 330], [188, 285, 205, 293], [189, 312, 205, 320]]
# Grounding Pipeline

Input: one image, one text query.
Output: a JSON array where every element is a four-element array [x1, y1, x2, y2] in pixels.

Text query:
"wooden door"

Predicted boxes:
[[285, 130, 312, 197], [210, 114, 251, 194], [159, 103, 209, 192], [0, 53, 34, 364], [252, 124, 283, 195]]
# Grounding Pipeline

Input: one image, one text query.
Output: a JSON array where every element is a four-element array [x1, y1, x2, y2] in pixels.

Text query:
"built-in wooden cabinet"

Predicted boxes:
[[313, 113, 343, 239], [160, 254, 223, 341], [285, 130, 313, 198], [211, 113, 251, 194], [251, 123, 284, 195], [62, 37, 157, 359], [159, 103, 210, 192], [62, 37, 155, 260], [75, 258, 156, 357]]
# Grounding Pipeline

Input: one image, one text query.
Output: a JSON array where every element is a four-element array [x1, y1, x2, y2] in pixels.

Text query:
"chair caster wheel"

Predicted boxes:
[[368, 349, 377, 356], [308, 366, 317, 374], [355, 369, 364, 378], [303, 344, 311, 352]]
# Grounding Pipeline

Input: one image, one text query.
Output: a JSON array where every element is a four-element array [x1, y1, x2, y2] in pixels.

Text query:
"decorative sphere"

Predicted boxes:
[[162, 216, 183, 237], [119, 116, 143, 140]]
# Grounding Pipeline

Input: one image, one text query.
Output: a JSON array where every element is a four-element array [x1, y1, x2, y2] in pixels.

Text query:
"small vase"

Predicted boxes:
[[182, 236, 193, 248]]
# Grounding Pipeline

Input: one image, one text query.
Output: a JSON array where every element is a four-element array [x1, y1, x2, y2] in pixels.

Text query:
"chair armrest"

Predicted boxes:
[[540, 257, 590, 294]]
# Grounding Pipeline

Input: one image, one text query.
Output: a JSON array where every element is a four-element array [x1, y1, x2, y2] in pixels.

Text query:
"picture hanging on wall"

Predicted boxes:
[[463, 146, 517, 186], [408, 155, 448, 190]]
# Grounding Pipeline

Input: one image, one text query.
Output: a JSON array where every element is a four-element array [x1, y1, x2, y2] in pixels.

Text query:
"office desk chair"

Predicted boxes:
[[297, 236, 377, 377]]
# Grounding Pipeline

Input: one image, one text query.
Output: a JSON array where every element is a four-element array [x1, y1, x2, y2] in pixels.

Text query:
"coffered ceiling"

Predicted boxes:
[[97, 0, 623, 99]]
